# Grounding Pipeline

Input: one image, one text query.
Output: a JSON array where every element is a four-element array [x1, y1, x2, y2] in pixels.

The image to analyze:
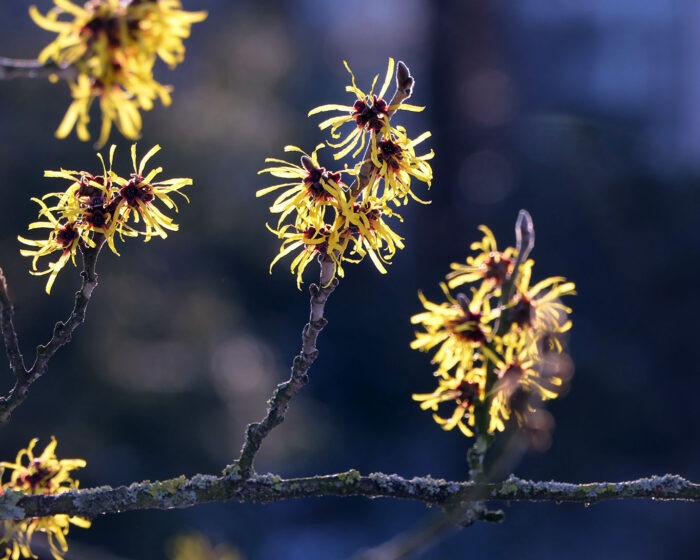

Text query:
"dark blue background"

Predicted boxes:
[[0, 1, 698, 558]]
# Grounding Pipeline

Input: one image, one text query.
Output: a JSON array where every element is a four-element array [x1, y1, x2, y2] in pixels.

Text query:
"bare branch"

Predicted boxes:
[[0, 238, 104, 424], [0, 471, 696, 521], [0, 269, 26, 375], [236, 257, 338, 477], [0, 57, 77, 80]]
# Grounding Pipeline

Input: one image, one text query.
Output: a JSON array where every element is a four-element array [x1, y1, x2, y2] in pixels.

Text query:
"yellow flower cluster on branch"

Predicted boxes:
[[30, 0, 207, 146], [0, 438, 90, 560], [257, 59, 433, 287], [18, 144, 193, 293], [411, 223, 575, 442]]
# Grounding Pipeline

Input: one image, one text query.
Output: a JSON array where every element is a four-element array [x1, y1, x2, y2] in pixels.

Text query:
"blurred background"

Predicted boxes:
[[1, 0, 699, 558]]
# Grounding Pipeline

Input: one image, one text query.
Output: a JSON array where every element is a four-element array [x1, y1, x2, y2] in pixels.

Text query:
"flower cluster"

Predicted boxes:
[[0, 437, 90, 560], [30, 0, 207, 146], [19, 144, 193, 293], [411, 224, 575, 441], [257, 59, 433, 288]]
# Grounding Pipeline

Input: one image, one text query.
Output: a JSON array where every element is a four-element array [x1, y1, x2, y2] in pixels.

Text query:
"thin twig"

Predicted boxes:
[[236, 257, 338, 478], [0, 238, 104, 424], [0, 269, 26, 375], [0, 471, 696, 521], [0, 57, 77, 80]]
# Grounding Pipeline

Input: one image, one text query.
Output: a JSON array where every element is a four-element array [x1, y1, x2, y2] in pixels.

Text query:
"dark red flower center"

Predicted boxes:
[[352, 95, 389, 132], [57, 224, 79, 248], [347, 203, 382, 236], [303, 225, 331, 254], [304, 167, 341, 201], [81, 16, 123, 47], [76, 174, 110, 200], [81, 3, 142, 45], [120, 176, 155, 206], [20, 459, 57, 490], [509, 295, 533, 327], [484, 252, 512, 284], [377, 139, 403, 170], [85, 205, 109, 229], [457, 380, 480, 407], [450, 310, 486, 343]]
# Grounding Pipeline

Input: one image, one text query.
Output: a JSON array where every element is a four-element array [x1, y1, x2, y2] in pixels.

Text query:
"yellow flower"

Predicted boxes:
[[111, 144, 192, 242], [410, 282, 497, 375], [260, 60, 432, 287], [259, 148, 410, 287], [0, 437, 85, 494], [411, 221, 575, 439], [265, 196, 406, 288], [268, 223, 352, 289], [18, 200, 92, 295], [485, 336, 567, 433], [505, 259, 576, 342], [93, 79, 147, 146], [257, 145, 348, 229], [54, 63, 172, 147], [308, 58, 424, 160], [19, 144, 193, 293], [128, 0, 209, 68], [30, 0, 206, 145], [18, 146, 118, 293], [0, 437, 91, 560], [29, 1, 99, 68], [342, 197, 405, 274], [368, 126, 433, 205], [412, 368, 485, 437], [446, 225, 521, 293]]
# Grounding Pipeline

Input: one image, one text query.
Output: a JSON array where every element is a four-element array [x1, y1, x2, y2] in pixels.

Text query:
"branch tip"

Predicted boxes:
[[300, 155, 315, 172], [456, 293, 471, 314], [396, 60, 414, 97], [515, 209, 535, 262]]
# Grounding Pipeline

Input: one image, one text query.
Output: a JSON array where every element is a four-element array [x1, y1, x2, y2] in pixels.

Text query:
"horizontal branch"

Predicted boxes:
[[0, 470, 696, 521], [0, 57, 76, 80]]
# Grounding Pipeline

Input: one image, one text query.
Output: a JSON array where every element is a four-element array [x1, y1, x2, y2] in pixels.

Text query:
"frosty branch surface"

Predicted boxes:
[[0, 57, 76, 80], [0, 471, 697, 521], [236, 258, 338, 477], [0, 239, 104, 424]]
